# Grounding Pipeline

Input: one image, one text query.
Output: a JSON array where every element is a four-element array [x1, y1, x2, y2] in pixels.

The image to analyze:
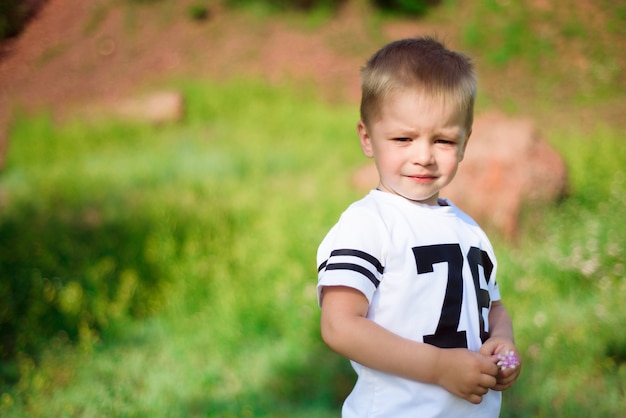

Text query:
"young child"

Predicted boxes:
[[316, 37, 521, 417]]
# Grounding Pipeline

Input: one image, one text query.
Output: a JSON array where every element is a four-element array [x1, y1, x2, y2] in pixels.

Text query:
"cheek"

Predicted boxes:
[[440, 152, 462, 172], [374, 146, 402, 167]]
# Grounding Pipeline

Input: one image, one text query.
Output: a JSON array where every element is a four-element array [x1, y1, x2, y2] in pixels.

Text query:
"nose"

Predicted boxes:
[[410, 141, 434, 166]]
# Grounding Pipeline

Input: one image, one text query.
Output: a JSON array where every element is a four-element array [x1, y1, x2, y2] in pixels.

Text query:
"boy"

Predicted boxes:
[[316, 37, 521, 417]]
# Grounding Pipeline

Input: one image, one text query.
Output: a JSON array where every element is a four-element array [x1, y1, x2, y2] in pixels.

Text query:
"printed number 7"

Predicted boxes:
[[412, 244, 493, 349]]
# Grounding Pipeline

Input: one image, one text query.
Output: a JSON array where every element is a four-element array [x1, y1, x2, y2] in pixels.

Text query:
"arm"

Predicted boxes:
[[479, 300, 522, 391], [321, 285, 499, 404]]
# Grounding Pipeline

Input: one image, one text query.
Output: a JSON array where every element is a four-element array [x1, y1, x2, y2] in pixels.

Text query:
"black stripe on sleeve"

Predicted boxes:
[[325, 262, 381, 288], [329, 249, 384, 274]]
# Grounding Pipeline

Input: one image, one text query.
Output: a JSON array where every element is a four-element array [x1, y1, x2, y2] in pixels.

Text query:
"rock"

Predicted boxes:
[[351, 112, 569, 240], [113, 90, 185, 125]]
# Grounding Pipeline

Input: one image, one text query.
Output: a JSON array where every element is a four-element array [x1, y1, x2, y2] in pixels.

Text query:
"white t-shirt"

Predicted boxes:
[[317, 190, 502, 417]]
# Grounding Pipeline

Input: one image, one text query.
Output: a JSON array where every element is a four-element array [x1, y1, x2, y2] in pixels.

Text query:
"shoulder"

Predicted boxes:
[[317, 192, 391, 258], [334, 192, 390, 230]]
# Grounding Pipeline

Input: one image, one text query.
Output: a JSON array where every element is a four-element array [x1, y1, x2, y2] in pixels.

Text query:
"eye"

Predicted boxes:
[[435, 138, 455, 145], [393, 137, 412, 143]]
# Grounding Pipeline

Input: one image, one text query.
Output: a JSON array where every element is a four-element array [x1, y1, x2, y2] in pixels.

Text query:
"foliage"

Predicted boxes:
[[2, 75, 625, 417], [0, 117, 213, 373], [187, 4, 210, 21], [223, 0, 347, 13], [0, 0, 43, 39], [456, 0, 626, 111], [223, 0, 441, 14], [372, 0, 441, 16], [0, 80, 362, 415], [1, 0, 625, 416], [497, 127, 626, 417], [0, 195, 172, 358], [126, 0, 166, 4]]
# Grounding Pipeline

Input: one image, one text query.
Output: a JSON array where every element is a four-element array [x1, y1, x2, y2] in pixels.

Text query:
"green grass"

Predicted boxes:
[[1, 76, 624, 417], [0, 79, 362, 416], [1, 0, 626, 416], [451, 0, 626, 114], [499, 126, 626, 416]]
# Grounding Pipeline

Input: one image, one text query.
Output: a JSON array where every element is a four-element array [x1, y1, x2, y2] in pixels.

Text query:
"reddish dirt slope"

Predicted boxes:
[[0, 0, 447, 168], [2, 0, 623, 169]]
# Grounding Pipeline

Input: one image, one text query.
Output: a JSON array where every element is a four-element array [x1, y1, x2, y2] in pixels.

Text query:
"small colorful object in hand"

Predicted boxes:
[[496, 350, 519, 370]]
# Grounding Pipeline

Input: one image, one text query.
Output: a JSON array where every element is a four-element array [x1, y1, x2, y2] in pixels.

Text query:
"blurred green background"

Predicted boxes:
[[1, 0, 625, 416]]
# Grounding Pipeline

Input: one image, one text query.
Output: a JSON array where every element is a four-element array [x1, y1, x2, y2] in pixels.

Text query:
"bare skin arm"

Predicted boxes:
[[479, 300, 522, 391], [320, 285, 499, 404]]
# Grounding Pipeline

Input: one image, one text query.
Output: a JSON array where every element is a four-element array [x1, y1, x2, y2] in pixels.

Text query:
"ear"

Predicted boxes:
[[357, 120, 374, 158], [459, 129, 471, 162]]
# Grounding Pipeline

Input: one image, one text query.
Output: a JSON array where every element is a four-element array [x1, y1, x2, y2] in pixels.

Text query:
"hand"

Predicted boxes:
[[479, 337, 522, 391], [435, 348, 499, 404]]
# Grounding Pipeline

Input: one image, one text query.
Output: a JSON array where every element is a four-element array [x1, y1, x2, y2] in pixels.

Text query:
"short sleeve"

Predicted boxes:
[[317, 205, 387, 306]]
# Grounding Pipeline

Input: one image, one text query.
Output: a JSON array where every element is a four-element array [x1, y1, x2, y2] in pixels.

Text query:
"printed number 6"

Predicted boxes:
[[412, 244, 493, 349]]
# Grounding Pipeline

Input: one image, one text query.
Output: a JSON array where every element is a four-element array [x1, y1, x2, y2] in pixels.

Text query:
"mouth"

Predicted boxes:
[[406, 174, 437, 183]]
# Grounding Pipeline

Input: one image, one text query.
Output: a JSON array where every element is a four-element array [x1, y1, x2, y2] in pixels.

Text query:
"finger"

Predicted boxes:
[[478, 343, 495, 356], [499, 367, 521, 383], [466, 393, 483, 405], [497, 368, 517, 380], [497, 371, 516, 383], [479, 373, 497, 389], [492, 382, 512, 391], [493, 372, 519, 391], [476, 385, 490, 396], [480, 361, 500, 377]]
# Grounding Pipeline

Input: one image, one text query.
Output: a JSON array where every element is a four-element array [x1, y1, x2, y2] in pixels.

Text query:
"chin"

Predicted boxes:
[[400, 192, 439, 204]]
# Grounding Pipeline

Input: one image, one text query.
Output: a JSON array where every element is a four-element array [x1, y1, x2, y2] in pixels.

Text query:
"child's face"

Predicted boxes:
[[357, 90, 470, 206]]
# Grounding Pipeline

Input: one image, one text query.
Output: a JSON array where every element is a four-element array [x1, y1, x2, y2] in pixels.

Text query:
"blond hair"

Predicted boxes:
[[360, 37, 476, 130]]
